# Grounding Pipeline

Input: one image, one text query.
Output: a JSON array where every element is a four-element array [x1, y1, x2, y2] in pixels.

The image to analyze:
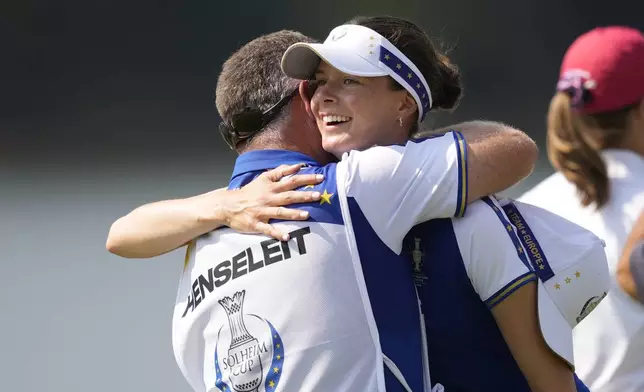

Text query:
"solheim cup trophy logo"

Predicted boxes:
[[410, 237, 428, 287], [412, 238, 424, 273], [214, 290, 285, 392]]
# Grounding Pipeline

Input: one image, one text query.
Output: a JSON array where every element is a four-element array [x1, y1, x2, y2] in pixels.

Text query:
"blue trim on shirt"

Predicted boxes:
[[502, 202, 555, 282], [575, 373, 590, 392], [481, 197, 532, 271], [230, 149, 320, 183], [348, 198, 426, 392], [452, 131, 468, 218], [484, 272, 537, 309]]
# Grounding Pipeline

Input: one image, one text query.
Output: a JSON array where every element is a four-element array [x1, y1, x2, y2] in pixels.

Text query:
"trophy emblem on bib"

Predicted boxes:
[[219, 290, 264, 392], [409, 237, 428, 287], [412, 238, 424, 273]]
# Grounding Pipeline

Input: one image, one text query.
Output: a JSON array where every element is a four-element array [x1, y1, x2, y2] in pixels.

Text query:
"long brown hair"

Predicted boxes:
[[547, 92, 635, 209]]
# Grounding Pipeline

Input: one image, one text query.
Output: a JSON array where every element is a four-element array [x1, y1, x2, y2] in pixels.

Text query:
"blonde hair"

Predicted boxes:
[[547, 92, 634, 209]]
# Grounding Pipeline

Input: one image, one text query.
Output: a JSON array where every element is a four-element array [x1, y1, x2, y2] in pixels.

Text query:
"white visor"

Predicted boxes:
[[281, 24, 433, 123], [501, 200, 610, 368]]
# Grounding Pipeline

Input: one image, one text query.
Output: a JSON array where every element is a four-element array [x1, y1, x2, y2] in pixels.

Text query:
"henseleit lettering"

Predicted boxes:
[[182, 227, 311, 317]]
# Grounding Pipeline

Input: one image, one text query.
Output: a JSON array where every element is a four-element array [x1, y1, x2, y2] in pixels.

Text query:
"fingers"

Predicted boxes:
[[258, 206, 310, 222], [274, 173, 324, 191], [270, 190, 321, 206], [253, 206, 311, 241], [262, 164, 303, 182], [253, 221, 291, 242]]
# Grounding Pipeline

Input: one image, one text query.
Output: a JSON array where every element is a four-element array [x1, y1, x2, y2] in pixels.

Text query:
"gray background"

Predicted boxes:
[[2, 0, 643, 391]]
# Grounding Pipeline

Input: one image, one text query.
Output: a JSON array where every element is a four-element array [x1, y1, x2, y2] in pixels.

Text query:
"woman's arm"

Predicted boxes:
[[106, 164, 323, 258], [492, 282, 577, 392]]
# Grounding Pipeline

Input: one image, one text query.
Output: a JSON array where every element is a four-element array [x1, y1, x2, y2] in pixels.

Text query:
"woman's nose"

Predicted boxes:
[[315, 84, 337, 103]]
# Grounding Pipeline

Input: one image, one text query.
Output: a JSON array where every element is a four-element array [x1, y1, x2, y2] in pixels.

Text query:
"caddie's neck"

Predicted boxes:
[[238, 95, 336, 165]]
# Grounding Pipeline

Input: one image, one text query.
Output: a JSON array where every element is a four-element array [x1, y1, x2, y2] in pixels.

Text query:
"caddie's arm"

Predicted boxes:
[[338, 123, 537, 255], [417, 120, 538, 202]]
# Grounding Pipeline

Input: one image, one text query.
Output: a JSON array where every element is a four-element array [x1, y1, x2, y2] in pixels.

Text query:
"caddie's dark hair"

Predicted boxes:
[[215, 30, 317, 150]]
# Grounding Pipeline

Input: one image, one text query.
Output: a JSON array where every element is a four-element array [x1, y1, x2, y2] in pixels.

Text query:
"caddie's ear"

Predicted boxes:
[[299, 80, 318, 120]]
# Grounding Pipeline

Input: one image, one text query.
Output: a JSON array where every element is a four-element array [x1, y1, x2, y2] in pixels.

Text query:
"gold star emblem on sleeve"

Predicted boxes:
[[273, 367, 280, 373], [517, 246, 523, 253], [396, 63, 402, 69], [422, 93, 426, 98], [269, 380, 276, 388], [384, 54, 390, 60], [555, 283, 561, 290], [575, 271, 581, 278], [416, 83, 421, 88], [539, 264, 545, 270], [407, 72, 413, 79], [320, 189, 334, 205], [565, 277, 572, 284], [506, 225, 512, 232]]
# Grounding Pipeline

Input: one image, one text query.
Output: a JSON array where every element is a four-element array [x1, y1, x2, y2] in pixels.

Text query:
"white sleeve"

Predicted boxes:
[[453, 197, 536, 308], [337, 131, 468, 254]]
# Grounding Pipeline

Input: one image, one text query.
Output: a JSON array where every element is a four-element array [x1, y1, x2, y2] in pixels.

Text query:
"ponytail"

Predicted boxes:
[[547, 92, 632, 209]]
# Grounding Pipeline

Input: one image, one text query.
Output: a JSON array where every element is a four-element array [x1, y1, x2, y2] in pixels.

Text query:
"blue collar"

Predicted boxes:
[[230, 149, 321, 182]]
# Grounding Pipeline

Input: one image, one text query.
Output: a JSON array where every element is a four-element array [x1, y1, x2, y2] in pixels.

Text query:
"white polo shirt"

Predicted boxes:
[[407, 195, 608, 391], [520, 149, 644, 392], [172, 132, 467, 392]]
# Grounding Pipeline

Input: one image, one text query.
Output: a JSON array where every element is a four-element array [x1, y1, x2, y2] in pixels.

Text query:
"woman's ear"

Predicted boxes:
[[397, 91, 418, 122]]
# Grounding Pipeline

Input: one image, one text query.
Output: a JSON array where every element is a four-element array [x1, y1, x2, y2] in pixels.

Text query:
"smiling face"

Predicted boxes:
[[310, 61, 417, 157]]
